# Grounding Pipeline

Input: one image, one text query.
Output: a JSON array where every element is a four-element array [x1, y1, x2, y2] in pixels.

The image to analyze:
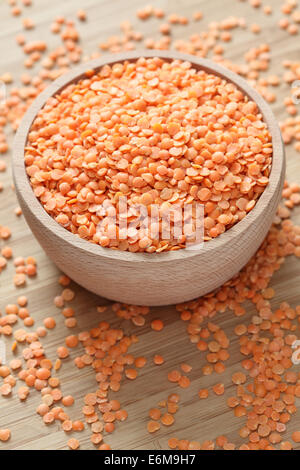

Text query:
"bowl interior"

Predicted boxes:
[[13, 50, 285, 264]]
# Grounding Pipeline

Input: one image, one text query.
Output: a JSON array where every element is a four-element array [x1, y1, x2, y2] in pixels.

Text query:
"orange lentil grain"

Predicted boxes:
[[77, 9, 86, 21], [149, 408, 161, 420], [135, 356, 147, 368], [65, 335, 78, 348], [44, 317, 56, 329], [98, 443, 111, 450], [54, 359, 62, 371], [151, 319, 164, 331], [147, 420, 160, 433], [62, 395, 74, 407], [154, 355, 164, 365], [57, 346, 69, 359], [216, 435, 228, 448], [168, 437, 179, 449], [181, 363, 192, 373], [292, 431, 300, 443], [198, 389, 209, 399], [72, 421, 84, 432], [125, 368, 137, 380], [67, 438, 80, 450], [62, 420, 73, 432], [43, 412, 55, 425], [161, 413, 175, 426], [167, 370, 181, 383], [178, 376, 191, 388]]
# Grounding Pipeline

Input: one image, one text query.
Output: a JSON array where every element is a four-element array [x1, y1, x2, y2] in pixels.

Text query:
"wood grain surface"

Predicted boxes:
[[0, 0, 300, 450]]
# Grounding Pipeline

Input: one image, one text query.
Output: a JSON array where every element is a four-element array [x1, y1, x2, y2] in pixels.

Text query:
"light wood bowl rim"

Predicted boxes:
[[13, 50, 284, 264]]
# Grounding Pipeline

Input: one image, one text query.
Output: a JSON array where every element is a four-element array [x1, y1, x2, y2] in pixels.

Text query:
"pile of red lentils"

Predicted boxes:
[[25, 57, 272, 251], [1, 0, 300, 451]]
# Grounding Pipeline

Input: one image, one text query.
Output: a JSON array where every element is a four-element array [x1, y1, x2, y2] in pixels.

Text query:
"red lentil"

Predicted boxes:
[[67, 438, 80, 450], [161, 413, 174, 426], [147, 420, 160, 433], [213, 383, 225, 396], [151, 319, 164, 331], [167, 370, 181, 383], [198, 389, 209, 399], [292, 431, 300, 443], [0, 429, 11, 442], [153, 354, 164, 365], [77, 9, 86, 21], [62, 395, 74, 407], [43, 317, 56, 329]]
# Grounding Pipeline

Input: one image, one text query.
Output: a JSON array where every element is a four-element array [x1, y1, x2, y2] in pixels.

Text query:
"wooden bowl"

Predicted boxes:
[[12, 51, 285, 306]]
